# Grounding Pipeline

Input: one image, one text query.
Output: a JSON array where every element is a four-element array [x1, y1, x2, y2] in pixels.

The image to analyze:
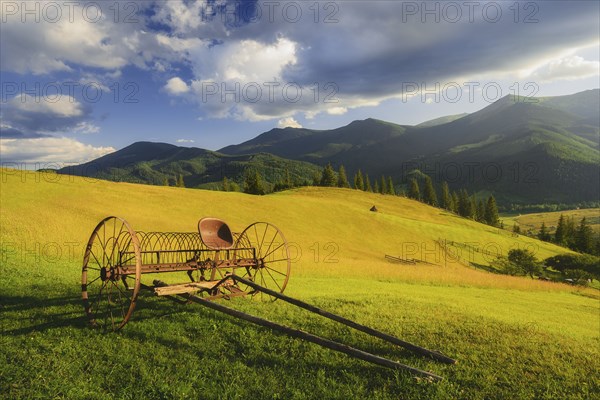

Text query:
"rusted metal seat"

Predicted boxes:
[[198, 217, 234, 250]]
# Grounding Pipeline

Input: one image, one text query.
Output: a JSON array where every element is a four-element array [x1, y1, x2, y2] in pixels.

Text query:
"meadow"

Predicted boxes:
[[1, 168, 598, 399], [503, 208, 600, 234]]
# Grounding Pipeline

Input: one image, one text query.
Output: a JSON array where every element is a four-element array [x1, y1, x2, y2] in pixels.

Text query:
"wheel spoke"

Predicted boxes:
[[82, 217, 140, 331], [265, 266, 288, 277], [263, 266, 283, 292], [263, 242, 285, 259]]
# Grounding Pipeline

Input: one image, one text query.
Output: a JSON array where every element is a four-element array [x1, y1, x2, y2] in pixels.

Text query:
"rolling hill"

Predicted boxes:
[[58, 90, 599, 206], [221, 90, 599, 205], [1, 169, 598, 399], [58, 141, 320, 190]]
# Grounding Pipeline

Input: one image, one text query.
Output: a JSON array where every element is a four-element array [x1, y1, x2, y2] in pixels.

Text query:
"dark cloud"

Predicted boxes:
[[0, 126, 50, 139]]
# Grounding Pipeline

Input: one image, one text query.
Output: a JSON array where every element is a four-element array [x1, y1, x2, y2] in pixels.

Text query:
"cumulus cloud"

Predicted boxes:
[[165, 77, 190, 95], [0, 137, 115, 163], [277, 117, 302, 128], [529, 55, 600, 82], [2, 0, 599, 129], [176, 138, 195, 143], [1, 94, 92, 134]]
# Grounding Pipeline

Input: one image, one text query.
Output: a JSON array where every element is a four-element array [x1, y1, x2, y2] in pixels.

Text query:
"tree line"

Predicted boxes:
[[515, 214, 600, 256], [491, 248, 599, 285]]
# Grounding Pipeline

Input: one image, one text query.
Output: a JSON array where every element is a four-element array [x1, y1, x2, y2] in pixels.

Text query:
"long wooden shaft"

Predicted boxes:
[[232, 275, 456, 364], [184, 293, 443, 380]]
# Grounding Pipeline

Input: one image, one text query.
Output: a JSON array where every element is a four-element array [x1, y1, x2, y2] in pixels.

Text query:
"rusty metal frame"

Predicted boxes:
[[81, 216, 454, 379]]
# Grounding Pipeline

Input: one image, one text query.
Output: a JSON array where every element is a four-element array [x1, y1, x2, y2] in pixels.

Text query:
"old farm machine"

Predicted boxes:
[[82, 216, 455, 379]]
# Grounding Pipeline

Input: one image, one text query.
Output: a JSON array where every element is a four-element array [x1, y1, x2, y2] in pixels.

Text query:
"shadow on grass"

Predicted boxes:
[[469, 262, 499, 274]]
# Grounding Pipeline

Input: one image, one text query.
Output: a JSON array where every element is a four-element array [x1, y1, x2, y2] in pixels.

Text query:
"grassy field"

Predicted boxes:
[[503, 208, 600, 234], [1, 169, 599, 399]]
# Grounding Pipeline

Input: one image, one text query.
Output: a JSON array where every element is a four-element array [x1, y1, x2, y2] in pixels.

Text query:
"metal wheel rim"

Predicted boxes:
[[234, 222, 291, 300], [82, 216, 141, 331]]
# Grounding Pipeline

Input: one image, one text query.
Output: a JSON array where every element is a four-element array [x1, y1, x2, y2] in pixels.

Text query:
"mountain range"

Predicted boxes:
[[59, 89, 600, 206]]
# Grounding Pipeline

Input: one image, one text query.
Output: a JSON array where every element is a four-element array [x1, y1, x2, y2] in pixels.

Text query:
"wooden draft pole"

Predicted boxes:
[[183, 292, 444, 381], [232, 275, 456, 365]]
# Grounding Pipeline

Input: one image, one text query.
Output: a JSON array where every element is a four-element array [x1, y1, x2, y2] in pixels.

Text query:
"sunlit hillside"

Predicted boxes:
[[1, 169, 598, 399]]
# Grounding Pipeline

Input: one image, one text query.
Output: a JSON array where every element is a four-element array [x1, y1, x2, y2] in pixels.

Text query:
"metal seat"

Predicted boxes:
[[198, 217, 234, 250]]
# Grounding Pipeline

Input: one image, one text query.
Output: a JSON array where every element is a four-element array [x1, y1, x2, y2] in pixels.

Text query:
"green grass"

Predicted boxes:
[[1, 169, 599, 399]]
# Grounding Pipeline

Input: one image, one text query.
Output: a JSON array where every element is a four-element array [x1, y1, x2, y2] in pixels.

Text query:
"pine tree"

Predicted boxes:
[[222, 176, 230, 192], [468, 195, 476, 219], [451, 191, 459, 214], [387, 176, 395, 195], [513, 223, 521, 234], [476, 199, 486, 223], [354, 170, 364, 190], [484, 195, 500, 227], [422, 176, 438, 206], [555, 214, 566, 245], [374, 180, 379, 194], [244, 169, 265, 195], [575, 217, 594, 254], [458, 190, 470, 217], [163, 177, 169, 186], [320, 164, 337, 187], [408, 178, 420, 201], [379, 176, 386, 194], [564, 216, 577, 248], [440, 181, 452, 210], [176, 174, 185, 188], [312, 170, 322, 186], [538, 222, 551, 242], [337, 165, 350, 188], [365, 175, 372, 192]]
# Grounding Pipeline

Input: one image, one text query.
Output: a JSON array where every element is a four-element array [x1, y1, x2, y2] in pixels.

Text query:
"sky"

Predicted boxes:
[[0, 0, 599, 166]]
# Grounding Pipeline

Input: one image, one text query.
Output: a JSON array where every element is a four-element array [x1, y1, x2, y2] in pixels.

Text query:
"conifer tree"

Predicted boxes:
[[380, 175, 387, 194], [365, 175, 373, 192], [484, 195, 500, 227], [387, 176, 395, 195], [451, 191, 459, 214], [513, 223, 521, 234], [176, 174, 185, 188], [422, 176, 438, 206], [320, 163, 337, 187], [440, 181, 452, 210], [538, 222, 551, 242], [555, 214, 566, 245], [354, 170, 364, 190], [244, 169, 265, 195], [408, 178, 420, 201], [337, 165, 350, 188], [575, 217, 594, 254], [222, 176, 230, 192], [374, 180, 379, 194], [163, 177, 169, 186], [312, 170, 322, 186], [476, 199, 486, 222]]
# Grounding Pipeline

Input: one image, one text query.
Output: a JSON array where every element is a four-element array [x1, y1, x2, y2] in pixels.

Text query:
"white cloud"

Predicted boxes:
[[0, 137, 114, 163], [165, 77, 190, 95], [277, 117, 302, 129], [529, 55, 600, 82], [71, 122, 100, 135], [8, 94, 84, 118], [326, 107, 348, 115], [176, 139, 195, 143]]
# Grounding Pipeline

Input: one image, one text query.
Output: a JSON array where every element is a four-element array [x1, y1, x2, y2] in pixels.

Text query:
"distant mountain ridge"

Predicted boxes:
[[219, 89, 599, 204], [60, 89, 599, 205]]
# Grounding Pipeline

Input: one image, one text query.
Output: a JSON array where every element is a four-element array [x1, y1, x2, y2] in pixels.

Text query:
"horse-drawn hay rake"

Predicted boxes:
[[82, 216, 455, 380]]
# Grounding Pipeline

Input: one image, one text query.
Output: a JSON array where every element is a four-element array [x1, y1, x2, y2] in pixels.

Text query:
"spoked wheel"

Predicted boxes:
[[234, 222, 291, 300], [82, 216, 141, 331]]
